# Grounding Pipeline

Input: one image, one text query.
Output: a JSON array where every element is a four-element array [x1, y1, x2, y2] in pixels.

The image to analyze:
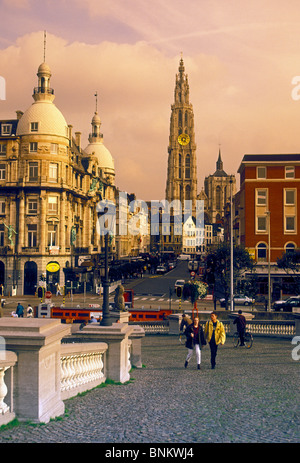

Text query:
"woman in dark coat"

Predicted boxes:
[[184, 316, 206, 370]]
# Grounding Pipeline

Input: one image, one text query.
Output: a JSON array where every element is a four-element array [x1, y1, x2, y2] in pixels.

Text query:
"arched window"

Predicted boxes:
[[216, 186, 221, 210], [178, 110, 182, 128], [285, 242, 296, 254], [185, 185, 191, 201], [178, 154, 182, 178], [185, 154, 190, 178], [257, 242, 267, 260]]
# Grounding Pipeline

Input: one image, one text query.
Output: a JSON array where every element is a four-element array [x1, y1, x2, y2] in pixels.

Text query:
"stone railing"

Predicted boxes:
[[130, 321, 169, 334], [0, 317, 142, 424], [60, 342, 107, 400], [244, 321, 295, 337], [0, 350, 17, 426], [168, 314, 297, 338]]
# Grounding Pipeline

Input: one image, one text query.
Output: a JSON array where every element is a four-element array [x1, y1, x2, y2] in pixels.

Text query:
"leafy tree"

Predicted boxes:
[[203, 244, 255, 309], [277, 249, 300, 293]]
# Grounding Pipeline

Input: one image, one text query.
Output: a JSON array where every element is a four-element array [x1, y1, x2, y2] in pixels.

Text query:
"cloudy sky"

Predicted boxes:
[[1, 0, 300, 200]]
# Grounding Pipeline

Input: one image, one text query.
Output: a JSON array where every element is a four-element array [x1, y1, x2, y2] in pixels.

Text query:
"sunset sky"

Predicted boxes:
[[1, 0, 300, 200]]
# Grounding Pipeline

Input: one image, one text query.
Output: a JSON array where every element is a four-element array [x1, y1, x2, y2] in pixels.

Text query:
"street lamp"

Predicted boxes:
[[96, 202, 116, 326], [230, 177, 234, 312], [266, 211, 271, 311]]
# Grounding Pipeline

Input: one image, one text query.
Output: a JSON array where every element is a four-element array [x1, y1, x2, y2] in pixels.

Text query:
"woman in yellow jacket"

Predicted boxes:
[[204, 311, 226, 369]]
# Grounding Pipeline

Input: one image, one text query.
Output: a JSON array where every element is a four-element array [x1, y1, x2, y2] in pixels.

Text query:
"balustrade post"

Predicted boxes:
[[0, 318, 71, 423]]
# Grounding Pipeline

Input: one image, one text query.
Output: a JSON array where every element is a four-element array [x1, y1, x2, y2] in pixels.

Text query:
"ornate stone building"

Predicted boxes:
[[0, 60, 117, 295]]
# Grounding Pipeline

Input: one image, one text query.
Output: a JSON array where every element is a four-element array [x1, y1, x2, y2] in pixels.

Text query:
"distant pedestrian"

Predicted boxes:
[[204, 311, 226, 369], [26, 304, 33, 318], [89, 316, 98, 323], [233, 310, 246, 346], [56, 283, 62, 296], [16, 302, 24, 318], [184, 316, 206, 370]]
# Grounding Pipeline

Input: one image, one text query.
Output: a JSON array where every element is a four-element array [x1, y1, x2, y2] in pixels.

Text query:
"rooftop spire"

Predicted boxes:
[[43, 30, 47, 62]]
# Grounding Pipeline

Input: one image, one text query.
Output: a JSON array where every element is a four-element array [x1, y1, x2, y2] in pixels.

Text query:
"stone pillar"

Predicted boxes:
[[129, 325, 145, 368], [0, 318, 71, 423], [74, 323, 134, 383]]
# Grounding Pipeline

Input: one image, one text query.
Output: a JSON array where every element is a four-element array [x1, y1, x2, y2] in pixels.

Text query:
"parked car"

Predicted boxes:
[[168, 262, 176, 270], [272, 296, 300, 312], [220, 294, 255, 307], [156, 265, 167, 274]]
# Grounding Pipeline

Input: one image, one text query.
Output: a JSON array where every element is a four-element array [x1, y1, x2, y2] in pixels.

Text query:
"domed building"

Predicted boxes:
[[83, 109, 115, 190], [0, 61, 118, 296]]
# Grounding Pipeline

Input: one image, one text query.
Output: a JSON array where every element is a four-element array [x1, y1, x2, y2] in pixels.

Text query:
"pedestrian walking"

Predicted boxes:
[[204, 311, 226, 369], [56, 283, 62, 296], [26, 304, 33, 318], [233, 310, 246, 346], [184, 316, 206, 370], [16, 302, 24, 318]]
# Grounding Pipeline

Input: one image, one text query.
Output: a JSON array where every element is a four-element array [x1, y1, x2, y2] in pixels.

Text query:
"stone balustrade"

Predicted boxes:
[[0, 350, 17, 426], [60, 342, 107, 400]]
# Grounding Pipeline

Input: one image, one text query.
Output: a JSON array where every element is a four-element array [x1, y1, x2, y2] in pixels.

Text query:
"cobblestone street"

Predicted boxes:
[[0, 335, 299, 444]]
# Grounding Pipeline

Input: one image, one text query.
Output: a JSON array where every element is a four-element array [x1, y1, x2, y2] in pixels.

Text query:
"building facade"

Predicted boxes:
[[237, 154, 300, 297], [0, 61, 117, 296]]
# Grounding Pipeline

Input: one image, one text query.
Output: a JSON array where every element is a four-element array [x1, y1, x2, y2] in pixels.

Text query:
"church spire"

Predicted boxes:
[[166, 57, 197, 217]]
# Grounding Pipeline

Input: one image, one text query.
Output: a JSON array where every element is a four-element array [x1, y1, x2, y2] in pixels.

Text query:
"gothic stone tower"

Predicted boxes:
[[165, 58, 197, 217]]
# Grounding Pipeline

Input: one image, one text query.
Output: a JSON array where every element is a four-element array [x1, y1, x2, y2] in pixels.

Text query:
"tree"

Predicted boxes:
[[182, 280, 208, 317], [277, 249, 300, 294], [203, 244, 255, 309]]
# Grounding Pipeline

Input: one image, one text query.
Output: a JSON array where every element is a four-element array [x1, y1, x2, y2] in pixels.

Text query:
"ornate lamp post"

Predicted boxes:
[[97, 202, 116, 326]]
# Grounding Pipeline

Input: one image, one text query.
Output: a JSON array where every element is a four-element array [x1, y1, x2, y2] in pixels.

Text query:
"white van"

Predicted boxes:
[[177, 254, 191, 261]]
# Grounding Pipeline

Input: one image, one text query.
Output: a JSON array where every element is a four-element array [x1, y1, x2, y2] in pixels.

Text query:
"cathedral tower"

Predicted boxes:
[[165, 57, 197, 216]]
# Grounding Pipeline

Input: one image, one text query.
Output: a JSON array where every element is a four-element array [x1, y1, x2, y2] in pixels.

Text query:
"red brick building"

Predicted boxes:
[[237, 154, 299, 298]]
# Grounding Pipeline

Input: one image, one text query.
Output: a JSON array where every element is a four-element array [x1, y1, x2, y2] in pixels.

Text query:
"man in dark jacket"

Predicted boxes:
[[16, 302, 24, 318], [233, 310, 246, 346], [184, 317, 206, 370]]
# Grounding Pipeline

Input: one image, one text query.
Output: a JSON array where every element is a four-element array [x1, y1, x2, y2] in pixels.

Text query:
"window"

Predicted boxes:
[[48, 224, 57, 246], [30, 122, 38, 132], [1, 124, 12, 136], [285, 242, 296, 254], [49, 163, 58, 182], [0, 198, 5, 214], [50, 143, 58, 154], [0, 164, 6, 180], [257, 242, 267, 259], [257, 166, 266, 179], [285, 166, 295, 179], [285, 216, 296, 232], [28, 224, 37, 247], [256, 189, 267, 205], [285, 189, 296, 205], [29, 142, 37, 152], [28, 198, 38, 214], [178, 154, 182, 178], [29, 162, 38, 181], [257, 216, 267, 232], [48, 196, 58, 214], [0, 144, 6, 154], [0, 224, 4, 246], [185, 154, 190, 179]]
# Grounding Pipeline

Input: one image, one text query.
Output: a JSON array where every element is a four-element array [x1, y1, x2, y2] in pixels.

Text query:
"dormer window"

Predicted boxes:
[[1, 124, 12, 136], [30, 122, 38, 132]]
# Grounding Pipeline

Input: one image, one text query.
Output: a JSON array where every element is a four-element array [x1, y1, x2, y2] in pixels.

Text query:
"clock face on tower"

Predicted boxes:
[[178, 133, 190, 146]]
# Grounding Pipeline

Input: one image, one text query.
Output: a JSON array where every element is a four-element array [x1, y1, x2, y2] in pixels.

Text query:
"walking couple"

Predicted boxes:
[[183, 311, 226, 370]]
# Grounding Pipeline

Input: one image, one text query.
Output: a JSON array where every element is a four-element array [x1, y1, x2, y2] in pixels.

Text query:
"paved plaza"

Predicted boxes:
[[0, 334, 299, 444]]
